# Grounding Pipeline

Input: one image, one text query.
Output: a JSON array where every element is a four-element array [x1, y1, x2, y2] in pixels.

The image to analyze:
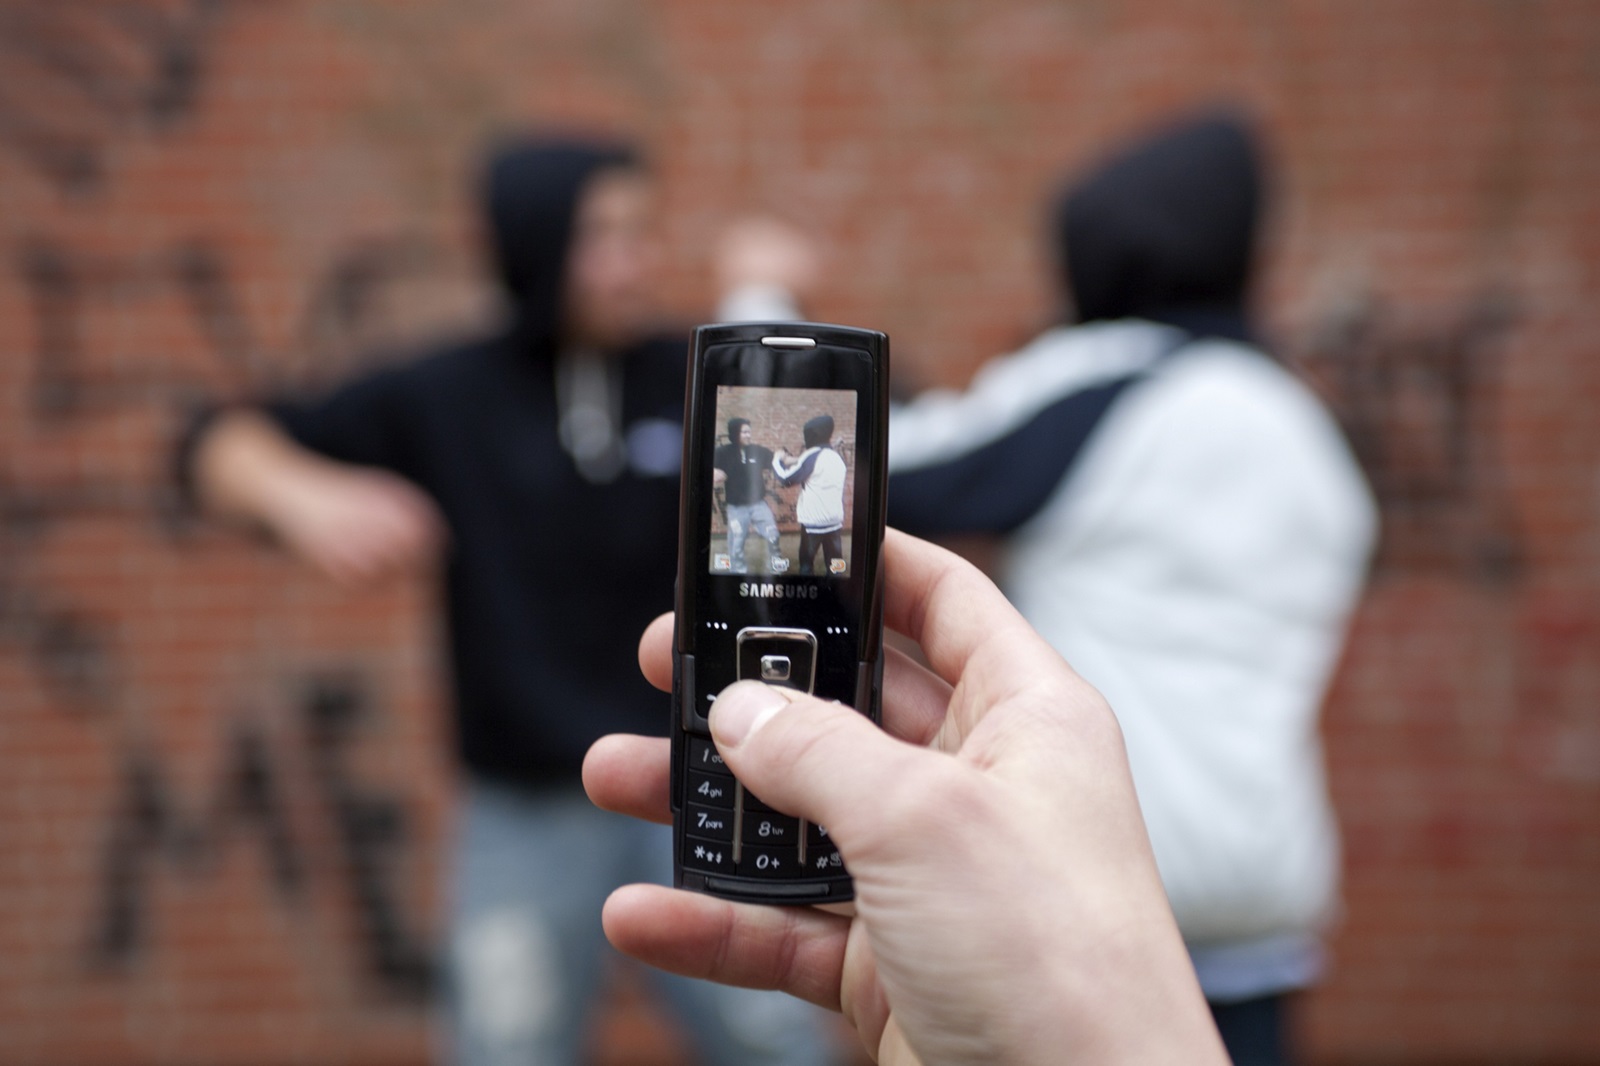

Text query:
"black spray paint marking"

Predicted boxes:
[[88, 677, 434, 1000], [0, 0, 248, 196], [15, 235, 445, 422], [303, 675, 435, 1000], [92, 728, 305, 962], [1294, 291, 1522, 583], [1, 0, 443, 1006]]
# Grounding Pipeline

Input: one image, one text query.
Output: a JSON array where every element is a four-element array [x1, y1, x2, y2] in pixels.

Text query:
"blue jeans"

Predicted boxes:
[[445, 778, 838, 1066], [726, 501, 781, 574]]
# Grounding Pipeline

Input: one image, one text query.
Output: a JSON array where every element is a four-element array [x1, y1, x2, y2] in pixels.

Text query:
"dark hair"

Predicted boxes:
[[803, 414, 835, 449], [727, 417, 751, 441]]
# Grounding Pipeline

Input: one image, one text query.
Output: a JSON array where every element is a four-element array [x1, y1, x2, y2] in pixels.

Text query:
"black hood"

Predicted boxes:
[[1055, 112, 1263, 343], [803, 414, 835, 449], [481, 134, 639, 360]]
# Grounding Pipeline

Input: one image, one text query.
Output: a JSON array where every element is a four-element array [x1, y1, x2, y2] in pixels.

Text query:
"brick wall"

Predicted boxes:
[[1, 1, 1595, 1063]]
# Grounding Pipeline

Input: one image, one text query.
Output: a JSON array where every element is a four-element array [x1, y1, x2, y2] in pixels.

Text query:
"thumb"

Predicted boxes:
[[709, 680, 926, 847]]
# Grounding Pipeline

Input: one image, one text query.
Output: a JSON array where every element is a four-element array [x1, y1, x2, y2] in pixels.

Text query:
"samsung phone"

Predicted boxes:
[[670, 321, 889, 903]]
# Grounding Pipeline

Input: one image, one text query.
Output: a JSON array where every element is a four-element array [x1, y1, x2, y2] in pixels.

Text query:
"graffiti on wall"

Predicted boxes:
[[0, 0, 253, 197], [90, 675, 434, 999], [1292, 290, 1523, 584], [17, 232, 445, 427], [2, 250, 444, 992], [0, 0, 448, 1004]]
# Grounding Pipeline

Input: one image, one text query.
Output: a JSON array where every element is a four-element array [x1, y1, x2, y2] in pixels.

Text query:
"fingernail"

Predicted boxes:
[[710, 681, 789, 749]]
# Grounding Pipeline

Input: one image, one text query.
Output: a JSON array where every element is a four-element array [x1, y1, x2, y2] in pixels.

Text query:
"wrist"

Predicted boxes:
[[1029, 925, 1225, 1064]]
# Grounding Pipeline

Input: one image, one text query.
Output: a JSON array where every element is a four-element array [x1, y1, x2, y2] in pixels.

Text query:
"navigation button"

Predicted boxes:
[[759, 654, 791, 682], [736, 628, 817, 694]]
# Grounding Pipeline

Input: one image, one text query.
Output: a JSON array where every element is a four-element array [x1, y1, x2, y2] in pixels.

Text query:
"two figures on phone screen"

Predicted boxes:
[[714, 414, 847, 576]]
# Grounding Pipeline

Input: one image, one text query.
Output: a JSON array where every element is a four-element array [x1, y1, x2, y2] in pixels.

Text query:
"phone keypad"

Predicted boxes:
[[679, 752, 849, 882], [680, 626, 852, 889]]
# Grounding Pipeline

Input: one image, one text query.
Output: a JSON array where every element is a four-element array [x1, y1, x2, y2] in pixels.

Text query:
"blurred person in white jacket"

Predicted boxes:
[[885, 112, 1377, 1065]]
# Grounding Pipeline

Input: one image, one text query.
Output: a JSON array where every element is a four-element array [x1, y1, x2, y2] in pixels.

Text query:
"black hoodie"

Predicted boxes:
[[263, 136, 687, 788]]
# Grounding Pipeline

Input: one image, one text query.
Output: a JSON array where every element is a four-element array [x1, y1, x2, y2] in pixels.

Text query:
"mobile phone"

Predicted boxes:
[[671, 321, 889, 904]]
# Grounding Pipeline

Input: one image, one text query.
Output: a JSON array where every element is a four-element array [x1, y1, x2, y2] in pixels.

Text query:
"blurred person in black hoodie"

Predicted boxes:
[[180, 136, 835, 1066], [885, 113, 1378, 1065]]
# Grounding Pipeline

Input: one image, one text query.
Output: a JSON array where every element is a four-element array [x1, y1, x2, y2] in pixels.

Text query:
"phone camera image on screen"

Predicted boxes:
[[709, 386, 858, 580]]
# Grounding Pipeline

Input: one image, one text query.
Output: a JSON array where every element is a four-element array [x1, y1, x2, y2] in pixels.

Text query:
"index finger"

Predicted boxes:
[[639, 611, 674, 693]]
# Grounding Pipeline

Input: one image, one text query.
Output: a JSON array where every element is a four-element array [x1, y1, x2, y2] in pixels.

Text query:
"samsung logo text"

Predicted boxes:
[[738, 582, 820, 599]]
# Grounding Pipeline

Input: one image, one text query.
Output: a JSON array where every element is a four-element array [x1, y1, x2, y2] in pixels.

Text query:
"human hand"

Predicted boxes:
[[268, 462, 446, 587], [713, 215, 822, 303], [192, 409, 448, 588], [584, 530, 1226, 1066]]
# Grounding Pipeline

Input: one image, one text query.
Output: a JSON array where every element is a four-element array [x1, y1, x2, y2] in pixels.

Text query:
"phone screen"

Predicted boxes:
[[708, 385, 858, 579]]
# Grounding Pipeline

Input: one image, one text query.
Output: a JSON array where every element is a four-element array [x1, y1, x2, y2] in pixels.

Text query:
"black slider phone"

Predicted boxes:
[[671, 321, 889, 904]]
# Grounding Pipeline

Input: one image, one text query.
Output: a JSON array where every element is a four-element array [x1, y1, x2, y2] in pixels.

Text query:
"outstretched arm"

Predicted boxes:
[[190, 408, 446, 587], [771, 447, 817, 487]]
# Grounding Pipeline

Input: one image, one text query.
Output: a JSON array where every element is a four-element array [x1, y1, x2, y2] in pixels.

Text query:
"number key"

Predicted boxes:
[[689, 770, 734, 808], [739, 843, 801, 880], [686, 803, 734, 842], [741, 812, 799, 846], [688, 736, 729, 774]]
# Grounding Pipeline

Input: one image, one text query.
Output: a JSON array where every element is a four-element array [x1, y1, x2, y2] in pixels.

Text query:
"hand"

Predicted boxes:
[[584, 530, 1226, 1066], [268, 462, 446, 587], [192, 409, 447, 588], [713, 215, 822, 302]]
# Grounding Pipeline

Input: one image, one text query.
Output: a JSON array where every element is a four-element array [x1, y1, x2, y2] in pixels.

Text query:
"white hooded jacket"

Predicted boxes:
[[890, 319, 1377, 996]]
